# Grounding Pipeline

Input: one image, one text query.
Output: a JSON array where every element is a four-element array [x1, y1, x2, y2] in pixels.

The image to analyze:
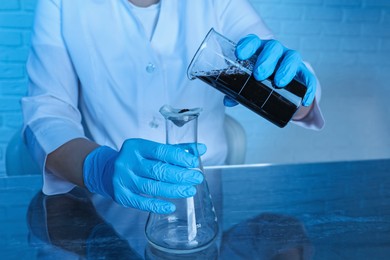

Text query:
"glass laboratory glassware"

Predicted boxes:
[[145, 105, 218, 254], [187, 28, 307, 128], [144, 241, 219, 260]]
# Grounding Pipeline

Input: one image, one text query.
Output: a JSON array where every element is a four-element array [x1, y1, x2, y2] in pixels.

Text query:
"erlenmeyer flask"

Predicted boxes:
[[145, 105, 218, 254]]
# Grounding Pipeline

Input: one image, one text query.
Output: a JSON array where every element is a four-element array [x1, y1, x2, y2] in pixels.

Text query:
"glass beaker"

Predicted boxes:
[[145, 105, 219, 254], [187, 28, 307, 128]]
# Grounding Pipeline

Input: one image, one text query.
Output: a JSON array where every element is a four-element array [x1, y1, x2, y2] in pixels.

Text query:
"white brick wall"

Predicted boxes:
[[0, 0, 35, 176], [0, 0, 389, 176]]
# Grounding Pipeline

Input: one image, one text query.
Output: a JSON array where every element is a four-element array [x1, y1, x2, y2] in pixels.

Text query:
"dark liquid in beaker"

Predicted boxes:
[[197, 70, 306, 128]]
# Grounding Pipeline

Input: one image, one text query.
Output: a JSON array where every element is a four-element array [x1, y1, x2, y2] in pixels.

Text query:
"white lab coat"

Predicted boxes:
[[22, 0, 323, 195]]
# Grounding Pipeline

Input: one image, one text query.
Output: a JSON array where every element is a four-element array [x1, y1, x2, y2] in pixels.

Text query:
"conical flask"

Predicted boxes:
[[145, 105, 219, 254]]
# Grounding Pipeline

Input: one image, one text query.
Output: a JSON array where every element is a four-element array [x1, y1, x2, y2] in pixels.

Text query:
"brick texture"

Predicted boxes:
[[0, 0, 35, 176]]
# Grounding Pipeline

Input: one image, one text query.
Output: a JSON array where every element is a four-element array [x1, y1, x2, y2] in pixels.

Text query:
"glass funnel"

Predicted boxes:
[[145, 105, 219, 254]]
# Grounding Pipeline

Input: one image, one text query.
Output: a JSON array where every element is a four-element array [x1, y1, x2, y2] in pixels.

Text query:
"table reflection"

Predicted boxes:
[[27, 188, 143, 259], [220, 213, 313, 260], [27, 187, 313, 259]]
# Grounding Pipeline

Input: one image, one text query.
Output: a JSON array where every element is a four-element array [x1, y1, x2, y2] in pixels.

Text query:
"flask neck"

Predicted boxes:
[[165, 117, 198, 145], [165, 117, 203, 168], [160, 105, 202, 166], [160, 105, 201, 148]]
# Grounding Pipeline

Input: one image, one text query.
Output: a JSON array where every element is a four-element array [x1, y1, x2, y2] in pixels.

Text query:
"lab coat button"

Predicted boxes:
[[149, 117, 159, 128], [146, 63, 156, 73]]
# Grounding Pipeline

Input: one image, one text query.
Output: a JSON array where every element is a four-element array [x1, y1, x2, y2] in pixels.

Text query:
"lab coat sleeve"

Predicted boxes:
[[291, 62, 325, 130], [21, 0, 84, 195], [214, 0, 325, 130]]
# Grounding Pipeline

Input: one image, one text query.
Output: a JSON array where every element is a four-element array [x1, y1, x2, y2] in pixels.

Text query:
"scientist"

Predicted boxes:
[[22, 0, 324, 214]]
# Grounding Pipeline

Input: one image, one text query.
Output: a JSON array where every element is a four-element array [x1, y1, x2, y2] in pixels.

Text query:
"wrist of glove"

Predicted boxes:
[[224, 35, 316, 108], [83, 139, 206, 214], [83, 146, 117, 198]]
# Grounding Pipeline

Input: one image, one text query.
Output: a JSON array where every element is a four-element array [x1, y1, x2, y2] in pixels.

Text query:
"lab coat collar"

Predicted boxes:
[[120, 0, 179, 54], [150, 0, 179, 54]]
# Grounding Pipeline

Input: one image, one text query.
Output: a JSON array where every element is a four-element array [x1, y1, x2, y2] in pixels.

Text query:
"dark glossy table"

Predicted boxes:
[[1, 159, 390, 259]]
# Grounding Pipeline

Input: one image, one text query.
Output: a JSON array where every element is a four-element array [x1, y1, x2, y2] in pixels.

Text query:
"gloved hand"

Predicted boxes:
[[224, 34, 316, 107], [83, 138, 206, 214]]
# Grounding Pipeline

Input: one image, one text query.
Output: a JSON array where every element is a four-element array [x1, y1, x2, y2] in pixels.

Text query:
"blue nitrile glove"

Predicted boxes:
[[83, 138, 206, 214], [224, 34, 316, 107]]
